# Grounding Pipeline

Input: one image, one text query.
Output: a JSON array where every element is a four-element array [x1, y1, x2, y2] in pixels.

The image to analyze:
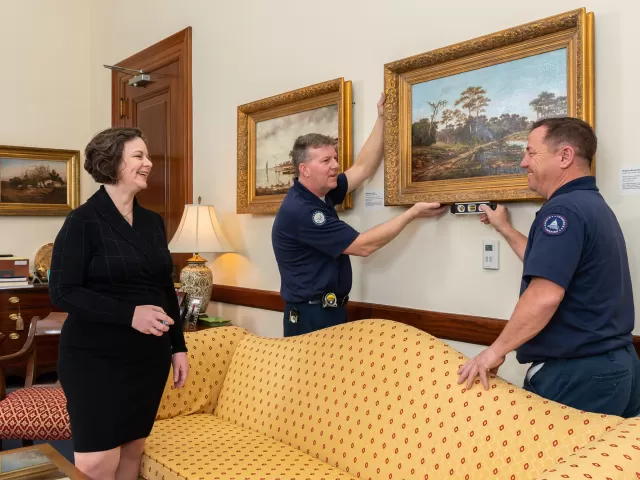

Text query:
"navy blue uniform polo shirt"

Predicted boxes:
[[516, 176, 635, 364], [272, 173, 360, 303]]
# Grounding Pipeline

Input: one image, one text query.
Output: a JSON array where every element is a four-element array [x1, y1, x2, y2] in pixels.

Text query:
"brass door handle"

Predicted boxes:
[[8, 333, 19, 340], [9, 313, 19, 321], [9, 296, 20, 304]]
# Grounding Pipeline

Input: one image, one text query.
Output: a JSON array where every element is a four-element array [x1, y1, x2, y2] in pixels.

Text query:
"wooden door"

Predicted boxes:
[[111, 28, 192, 274]]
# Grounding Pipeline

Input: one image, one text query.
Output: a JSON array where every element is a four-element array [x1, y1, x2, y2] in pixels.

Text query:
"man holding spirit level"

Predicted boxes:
[[457, 117, 640, 418]]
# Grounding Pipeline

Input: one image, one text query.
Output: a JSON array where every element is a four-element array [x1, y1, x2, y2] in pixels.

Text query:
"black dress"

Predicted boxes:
[[49, 186, 187, 453]]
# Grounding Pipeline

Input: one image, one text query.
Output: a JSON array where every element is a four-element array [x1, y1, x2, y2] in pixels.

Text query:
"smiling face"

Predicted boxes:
[[521, 126, 562, 198], [117, 137, 152, 193], [299, 144, 339, 196]]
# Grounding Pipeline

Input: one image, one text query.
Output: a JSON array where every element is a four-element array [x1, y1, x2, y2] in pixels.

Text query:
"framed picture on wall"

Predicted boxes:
[[237, 77, 353, 214], [0, 145, 80, 216], [383, 8, 594, 205]]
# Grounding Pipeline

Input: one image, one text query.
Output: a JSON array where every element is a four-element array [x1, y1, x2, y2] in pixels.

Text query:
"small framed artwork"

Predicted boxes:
[[0, 145, 80, 215], [0, 449, 58, 478], [237, 77, 353, 214], [383, 8, 594, 205]]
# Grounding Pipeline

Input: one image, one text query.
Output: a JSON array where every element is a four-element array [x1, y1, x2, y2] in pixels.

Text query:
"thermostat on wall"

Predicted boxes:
[[483, 239, 499, 270], [450, 201, 497, 215]]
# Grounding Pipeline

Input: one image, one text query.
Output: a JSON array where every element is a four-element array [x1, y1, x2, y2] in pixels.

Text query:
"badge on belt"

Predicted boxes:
[[322, 292, 337, 308]]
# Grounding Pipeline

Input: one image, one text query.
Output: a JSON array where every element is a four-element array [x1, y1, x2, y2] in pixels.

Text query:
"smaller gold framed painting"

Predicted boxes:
[[383, 8, 594, 205], [237, 77, 353, 214], [0, 145, 80, 216]]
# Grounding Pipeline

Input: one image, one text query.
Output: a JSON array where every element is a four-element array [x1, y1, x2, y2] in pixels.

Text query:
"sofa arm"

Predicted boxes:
[[535, 418, 640, 480], [155, 326, 248, 421]]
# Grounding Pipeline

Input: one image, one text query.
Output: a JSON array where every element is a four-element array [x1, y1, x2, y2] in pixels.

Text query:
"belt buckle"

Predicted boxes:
[[322, 292, 338, 308]]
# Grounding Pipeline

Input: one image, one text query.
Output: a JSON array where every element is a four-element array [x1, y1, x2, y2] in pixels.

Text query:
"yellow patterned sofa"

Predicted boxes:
[[140, 320, 640, 480]]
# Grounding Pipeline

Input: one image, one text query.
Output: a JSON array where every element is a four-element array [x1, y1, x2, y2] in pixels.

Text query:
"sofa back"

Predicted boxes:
[[214, 319, 622, 479], [156, 326, 247, 421]]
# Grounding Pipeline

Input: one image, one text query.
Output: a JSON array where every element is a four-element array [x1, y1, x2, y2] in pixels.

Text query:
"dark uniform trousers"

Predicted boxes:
[[283, 302, 348, 337], [524, 344, 640, 418]]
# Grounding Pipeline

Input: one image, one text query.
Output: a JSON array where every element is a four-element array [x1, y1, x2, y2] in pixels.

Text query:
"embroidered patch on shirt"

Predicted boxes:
[[312, 210, 326, 226], [541, 214, 568, 235]]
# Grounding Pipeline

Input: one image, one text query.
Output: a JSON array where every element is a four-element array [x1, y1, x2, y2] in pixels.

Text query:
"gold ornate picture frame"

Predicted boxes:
[[0, 145, 80, 216], [384, 8, 594, 205], [237, 77, 353, 214]]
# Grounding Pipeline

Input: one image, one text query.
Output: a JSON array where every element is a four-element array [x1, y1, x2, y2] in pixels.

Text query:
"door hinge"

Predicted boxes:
[[119, 98, 129, 119]]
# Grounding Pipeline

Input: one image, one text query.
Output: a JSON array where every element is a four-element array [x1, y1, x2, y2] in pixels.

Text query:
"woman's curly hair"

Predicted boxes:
[[84, 127, 147, 184]]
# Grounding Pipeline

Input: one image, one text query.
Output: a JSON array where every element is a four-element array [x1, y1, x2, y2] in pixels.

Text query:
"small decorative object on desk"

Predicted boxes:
[[34, 243, 53, 284], [198, 316, 231, 328], [183, 297, 203, 331]]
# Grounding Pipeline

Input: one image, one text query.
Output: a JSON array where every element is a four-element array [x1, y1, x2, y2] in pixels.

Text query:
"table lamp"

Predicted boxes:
[[168, 197, 233, 314]]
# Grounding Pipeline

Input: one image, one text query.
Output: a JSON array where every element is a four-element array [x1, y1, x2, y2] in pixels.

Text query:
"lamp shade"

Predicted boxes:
[[168, 203, 233, 254]]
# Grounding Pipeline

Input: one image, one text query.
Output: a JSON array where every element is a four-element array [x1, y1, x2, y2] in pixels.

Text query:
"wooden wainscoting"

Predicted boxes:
[[211, 284, 640, 357]]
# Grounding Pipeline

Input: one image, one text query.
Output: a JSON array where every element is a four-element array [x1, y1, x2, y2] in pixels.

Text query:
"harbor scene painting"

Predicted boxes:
[[255, 104, 338, 196], [410, 48, 567, 182]]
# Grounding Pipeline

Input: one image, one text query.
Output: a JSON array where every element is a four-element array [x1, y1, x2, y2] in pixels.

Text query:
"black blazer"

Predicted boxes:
[[49, 185, 186, 355]]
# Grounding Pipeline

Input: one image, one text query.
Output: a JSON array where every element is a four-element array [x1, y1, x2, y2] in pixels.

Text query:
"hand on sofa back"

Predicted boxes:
[[155, 326, 248, 421]]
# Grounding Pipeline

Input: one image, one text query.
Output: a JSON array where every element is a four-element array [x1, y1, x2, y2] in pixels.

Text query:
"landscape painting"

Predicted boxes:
[[255, 104, 338, 196], [0, 159, 68, 204], [0, 145, 80, 216], [383, 8, 594, 205], [411, 49, 567, 182], [237, 77, 353, 214]]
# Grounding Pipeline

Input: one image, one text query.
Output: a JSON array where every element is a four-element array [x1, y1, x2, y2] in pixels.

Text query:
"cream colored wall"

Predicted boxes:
[[0, 0, 92, 264], [90, 0, 636, 385]]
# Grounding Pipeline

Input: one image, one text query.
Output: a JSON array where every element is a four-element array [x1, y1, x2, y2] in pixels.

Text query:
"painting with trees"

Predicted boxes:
[[0, 159, 67, 204], [383, 8, 594, 205], [0, 145, 80, 216], [411, 49, 567, 182]]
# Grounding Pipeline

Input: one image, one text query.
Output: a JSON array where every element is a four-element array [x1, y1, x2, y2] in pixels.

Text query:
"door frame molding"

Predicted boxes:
[[110, 27, 193, 205]]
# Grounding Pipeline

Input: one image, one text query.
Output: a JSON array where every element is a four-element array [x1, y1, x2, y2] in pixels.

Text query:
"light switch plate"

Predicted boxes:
[[483, 239, 499, 270]]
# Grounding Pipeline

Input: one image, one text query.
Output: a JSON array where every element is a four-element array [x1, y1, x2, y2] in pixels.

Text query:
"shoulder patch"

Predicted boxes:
[[541, 214, 568, 236], [311, 210, 326, 226]]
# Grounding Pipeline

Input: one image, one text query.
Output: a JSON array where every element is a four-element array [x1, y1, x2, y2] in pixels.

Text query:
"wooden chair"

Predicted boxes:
[[0, 317, 71, 450]]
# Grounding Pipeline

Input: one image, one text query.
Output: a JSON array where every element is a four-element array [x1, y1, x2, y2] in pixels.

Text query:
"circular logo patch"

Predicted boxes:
[[541, 214, 568, 235], [312, 210, 326, 226]]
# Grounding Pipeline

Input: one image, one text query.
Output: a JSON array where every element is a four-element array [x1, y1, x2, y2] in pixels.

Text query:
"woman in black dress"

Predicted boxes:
[[49, 127, 189, 479]]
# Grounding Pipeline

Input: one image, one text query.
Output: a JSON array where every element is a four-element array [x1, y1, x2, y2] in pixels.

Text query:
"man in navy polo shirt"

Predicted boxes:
[[272, 94, 447, 337], [457, 117, 640, 417]]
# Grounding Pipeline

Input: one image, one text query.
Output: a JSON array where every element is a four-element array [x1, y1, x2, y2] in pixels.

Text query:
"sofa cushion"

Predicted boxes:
[[534, 418, 640, 479], [142, 414, 357, 480], [155, 326, 247, 421], [215, 319, 623, 480]]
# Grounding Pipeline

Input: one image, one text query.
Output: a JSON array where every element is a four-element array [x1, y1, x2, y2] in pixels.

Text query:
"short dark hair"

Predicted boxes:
[[289, 133, 337, 175], [84, 127, 147, 184], [531, 117, 597, 165]]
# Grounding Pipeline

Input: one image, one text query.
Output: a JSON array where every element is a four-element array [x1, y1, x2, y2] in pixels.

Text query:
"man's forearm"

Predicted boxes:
[[497, 225, 528, 261], [491, 280, 563, 358], [355, 117, 384, 178], [347, 208, 415, 257]]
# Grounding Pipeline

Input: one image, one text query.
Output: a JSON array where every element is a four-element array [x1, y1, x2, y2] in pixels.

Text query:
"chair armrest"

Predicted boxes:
[[535, 417, 640, 479], [0, 318, 39, 399]]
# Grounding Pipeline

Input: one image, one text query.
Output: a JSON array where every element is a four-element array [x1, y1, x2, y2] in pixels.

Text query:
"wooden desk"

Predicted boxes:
[[0, 443, 87, 479], [0, 286, 60, 380]]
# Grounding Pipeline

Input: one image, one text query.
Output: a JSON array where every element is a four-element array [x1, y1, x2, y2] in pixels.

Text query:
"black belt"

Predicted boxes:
[[308, 293, 349, 307]]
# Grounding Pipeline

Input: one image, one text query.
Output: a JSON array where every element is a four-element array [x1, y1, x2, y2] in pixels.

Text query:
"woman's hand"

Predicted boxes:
[[132, 305, 174, 336], [172, 352, 189, 388]]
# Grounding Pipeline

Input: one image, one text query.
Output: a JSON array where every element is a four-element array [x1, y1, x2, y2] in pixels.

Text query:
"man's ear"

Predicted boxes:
[[559, 145, 576, 169]]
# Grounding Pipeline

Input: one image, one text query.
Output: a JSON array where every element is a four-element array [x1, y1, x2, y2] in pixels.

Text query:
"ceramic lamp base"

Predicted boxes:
[[179, 254, 212, 313]]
